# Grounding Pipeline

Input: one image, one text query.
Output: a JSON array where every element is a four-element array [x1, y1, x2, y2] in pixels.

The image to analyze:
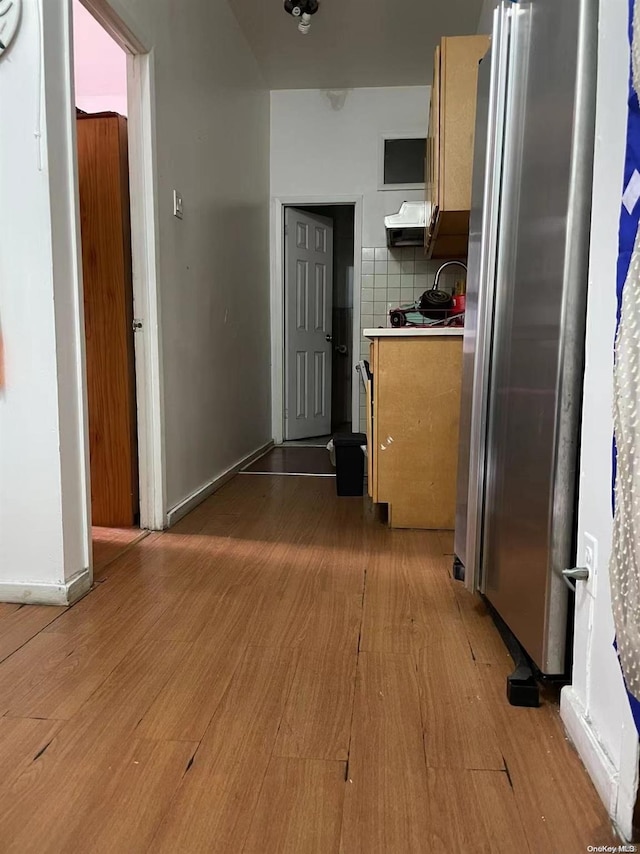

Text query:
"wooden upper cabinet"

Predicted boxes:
[[425, 35, 490, 259]]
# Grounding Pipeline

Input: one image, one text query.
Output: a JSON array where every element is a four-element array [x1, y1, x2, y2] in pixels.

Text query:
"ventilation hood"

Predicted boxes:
[[385, 201, 430, 248]]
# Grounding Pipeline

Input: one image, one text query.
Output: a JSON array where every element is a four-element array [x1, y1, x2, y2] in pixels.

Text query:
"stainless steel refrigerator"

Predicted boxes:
[[454, 0, 597, 675]]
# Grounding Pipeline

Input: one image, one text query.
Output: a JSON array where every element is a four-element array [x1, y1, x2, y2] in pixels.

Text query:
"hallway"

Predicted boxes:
[[0, 475, 616, 852]]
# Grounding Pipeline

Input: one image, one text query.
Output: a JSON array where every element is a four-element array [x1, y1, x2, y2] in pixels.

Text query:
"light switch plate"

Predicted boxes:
[[173, 190, 184, 219]]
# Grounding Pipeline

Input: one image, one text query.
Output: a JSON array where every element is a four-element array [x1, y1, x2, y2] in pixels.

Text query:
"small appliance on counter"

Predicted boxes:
[[389, 289, 465, 331], [389, 259, 467, 328]]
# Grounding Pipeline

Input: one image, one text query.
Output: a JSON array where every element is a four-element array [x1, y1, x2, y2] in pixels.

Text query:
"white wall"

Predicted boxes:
[[0, 0, 272, 602], [73, 0, 127, 115], [477, 0, 497, 34], [271, 87, 429, 247], [0, 0, 91, 603], [128, 2, 271, 513], [561, 0, 640, 840], [80, 0, 272, 516]]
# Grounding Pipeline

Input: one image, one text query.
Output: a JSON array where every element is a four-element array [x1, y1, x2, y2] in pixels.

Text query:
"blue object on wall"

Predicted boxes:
[[614, 0, 640, 735]]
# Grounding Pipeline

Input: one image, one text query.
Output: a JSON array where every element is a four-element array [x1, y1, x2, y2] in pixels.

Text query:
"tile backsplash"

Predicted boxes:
[[358, 246, 462, 427], [360, 247, 442, 337]]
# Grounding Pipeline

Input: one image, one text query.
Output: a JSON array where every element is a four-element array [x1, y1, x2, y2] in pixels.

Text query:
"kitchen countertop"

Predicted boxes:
[[364, 327, 464, 339]]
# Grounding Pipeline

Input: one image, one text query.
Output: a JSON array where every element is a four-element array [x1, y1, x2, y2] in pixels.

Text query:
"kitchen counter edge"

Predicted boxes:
[[363, 328, 464, 339]]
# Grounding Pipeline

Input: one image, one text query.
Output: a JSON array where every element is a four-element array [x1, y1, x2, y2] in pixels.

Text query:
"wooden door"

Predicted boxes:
[[77, 113, 138, 527]]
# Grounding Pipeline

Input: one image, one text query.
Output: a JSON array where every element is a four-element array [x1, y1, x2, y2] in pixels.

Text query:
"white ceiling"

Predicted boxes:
[[228, 0, 485, 90]]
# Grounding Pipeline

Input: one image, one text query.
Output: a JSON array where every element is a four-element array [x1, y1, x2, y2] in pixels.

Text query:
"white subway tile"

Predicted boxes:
[[374, 247, 390, 261], [388, 274, 401, 289], [362, 247, 375, 261], [362, 261, 375, 276], [374, 274, 388, 289], [401, 260, 416, 275]]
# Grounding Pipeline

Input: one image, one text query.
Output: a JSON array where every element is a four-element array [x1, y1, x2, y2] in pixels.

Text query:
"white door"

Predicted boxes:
[[284, 207, 334, 440]]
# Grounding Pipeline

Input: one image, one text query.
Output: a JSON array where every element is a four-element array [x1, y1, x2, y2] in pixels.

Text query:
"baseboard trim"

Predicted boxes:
[[166, 441, 274, 528], [239, 471, 335, 478], [0, 567, 92, 607], [560, 686, 620, 828]]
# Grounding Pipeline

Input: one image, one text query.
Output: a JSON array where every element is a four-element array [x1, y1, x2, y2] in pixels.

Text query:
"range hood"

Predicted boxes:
[[385, 201, 430, 248]]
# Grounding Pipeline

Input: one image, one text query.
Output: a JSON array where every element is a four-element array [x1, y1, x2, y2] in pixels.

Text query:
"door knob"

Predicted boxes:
[[326, 334, 333, 342]]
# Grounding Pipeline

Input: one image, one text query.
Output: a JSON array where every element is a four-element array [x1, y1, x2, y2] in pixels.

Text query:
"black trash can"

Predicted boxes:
[[333, 432, 367, 496]]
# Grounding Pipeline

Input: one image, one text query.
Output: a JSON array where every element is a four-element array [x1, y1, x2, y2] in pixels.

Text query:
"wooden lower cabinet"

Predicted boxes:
[[366, 334, 463, 530]]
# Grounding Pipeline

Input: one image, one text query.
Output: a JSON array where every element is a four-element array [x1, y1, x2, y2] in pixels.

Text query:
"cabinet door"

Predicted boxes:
[[440, 35, 491, 213], [367, 341, 377, 500], [375, 337, 463, 529], [425, 45, 441, 230]]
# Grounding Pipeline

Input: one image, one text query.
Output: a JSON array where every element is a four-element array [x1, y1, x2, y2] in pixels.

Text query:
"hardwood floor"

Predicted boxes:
[[92, 525, 148, 577], [243, 446, 336, 475], [0, 475, 619, 852]]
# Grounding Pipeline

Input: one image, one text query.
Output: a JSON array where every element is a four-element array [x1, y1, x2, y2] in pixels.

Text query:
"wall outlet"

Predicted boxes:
[[173, 190, 184, 220], [583, 532, 598, 598]]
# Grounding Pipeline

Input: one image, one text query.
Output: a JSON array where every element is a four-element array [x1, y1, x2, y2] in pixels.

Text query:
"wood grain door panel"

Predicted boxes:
[[77, 114, 138, 527]]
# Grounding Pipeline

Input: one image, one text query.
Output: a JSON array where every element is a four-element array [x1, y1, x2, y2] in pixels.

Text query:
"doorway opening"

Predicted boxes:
[[282, 204, 356, 446], [71, 1, 159, 572]]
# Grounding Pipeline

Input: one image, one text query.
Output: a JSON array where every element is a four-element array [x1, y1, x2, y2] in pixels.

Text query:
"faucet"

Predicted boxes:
[[433, 260, 468, 291]]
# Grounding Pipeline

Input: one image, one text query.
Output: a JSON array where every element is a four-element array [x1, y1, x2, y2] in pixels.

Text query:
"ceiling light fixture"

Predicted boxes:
[[283, 0, 319, 35], [325, 90, 348, 111]]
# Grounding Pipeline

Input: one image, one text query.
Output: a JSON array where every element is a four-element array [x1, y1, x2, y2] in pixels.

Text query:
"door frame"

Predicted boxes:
[[73, 0, 166, 530], [271, 195, 363, 443]]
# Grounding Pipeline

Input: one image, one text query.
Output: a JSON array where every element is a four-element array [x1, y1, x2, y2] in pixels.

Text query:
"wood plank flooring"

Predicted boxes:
[[92, 525, 148, 577], [0, 473, 619, 852], [243, 446, 336, 475]]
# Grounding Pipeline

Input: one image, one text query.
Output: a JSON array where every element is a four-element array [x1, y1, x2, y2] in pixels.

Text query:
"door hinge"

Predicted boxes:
[[133, 319, 143, 331]]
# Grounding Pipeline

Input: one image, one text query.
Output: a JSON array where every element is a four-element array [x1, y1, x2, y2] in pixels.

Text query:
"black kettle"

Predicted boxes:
[[419, 284, 453, 319]]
